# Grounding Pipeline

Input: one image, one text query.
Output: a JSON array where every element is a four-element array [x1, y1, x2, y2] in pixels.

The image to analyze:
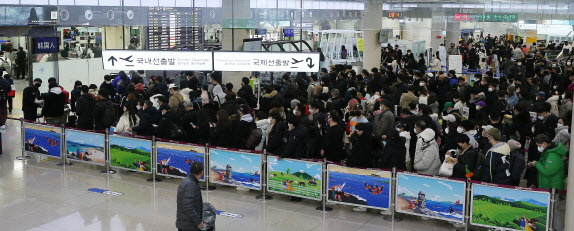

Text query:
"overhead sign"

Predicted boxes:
[[213, 52, 320, 72], [387, 12, 403, 18], [102, 50, 213, 71], [452, 13, 517, 22], [33, 37, 58, 54]]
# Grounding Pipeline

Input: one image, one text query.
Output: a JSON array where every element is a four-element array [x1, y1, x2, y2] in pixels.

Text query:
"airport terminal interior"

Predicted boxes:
[[1, 0, 574, 230]]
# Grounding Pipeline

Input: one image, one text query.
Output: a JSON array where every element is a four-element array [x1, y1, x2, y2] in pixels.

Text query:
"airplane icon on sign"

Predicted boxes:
[[120, 55, 133, 62]]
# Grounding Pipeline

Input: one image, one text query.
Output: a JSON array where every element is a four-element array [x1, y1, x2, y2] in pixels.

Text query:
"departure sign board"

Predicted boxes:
[[147, 7, 202, 50], [453, 13, 517, 22], [387, 12, 403, 18]]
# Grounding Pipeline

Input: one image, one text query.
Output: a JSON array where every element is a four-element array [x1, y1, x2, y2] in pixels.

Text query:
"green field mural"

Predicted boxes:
[[110, 137, 152, 172]]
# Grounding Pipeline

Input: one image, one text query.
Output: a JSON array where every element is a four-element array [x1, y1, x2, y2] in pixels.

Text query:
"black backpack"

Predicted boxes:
[[169, 122, 185, 141], [102, 102, 117, 128], [0, 89, 6, 102]]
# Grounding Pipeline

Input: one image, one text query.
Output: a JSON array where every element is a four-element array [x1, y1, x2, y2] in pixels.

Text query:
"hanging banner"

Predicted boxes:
[[65, 130, 105, 166], [213, 51, 321, 72], [471, 182, 551, 231], [396, 172, 466, 223], [156, 142, 205, 181], [109, 136, 152, 173], [102, 50, 213, 71], [209, 148, 262, 190], [267, 156, 323, 200], [24, 123, 62, 158], [327, 165, 392, 210]]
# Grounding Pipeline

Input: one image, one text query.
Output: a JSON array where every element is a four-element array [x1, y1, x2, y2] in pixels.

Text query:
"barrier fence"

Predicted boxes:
[[13, 117, 561, 230]]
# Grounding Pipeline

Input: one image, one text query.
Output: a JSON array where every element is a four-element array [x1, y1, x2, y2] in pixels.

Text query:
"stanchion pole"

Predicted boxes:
[[101, 129, 115, 174], [256, 149, 273, 201], [57, 124, 72, 166], [316, 158, 332, 211], [17, 118, 30, 160], [148, 136, 161, 182], [384, 167, 402, 222], [201, 144, 216, 191], [549, 187, 556, 231], [464, 179, 472, 231]]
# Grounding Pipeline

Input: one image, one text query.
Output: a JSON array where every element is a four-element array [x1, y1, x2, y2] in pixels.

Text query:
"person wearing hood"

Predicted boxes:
[[413, 121, 441, 175], [481, 128, 512, 185], [233, 105, 256, 149], [282, 115, 308, 159], [75, 85, 96, 130], [155, 104, 182, 140], [22, 78, 43, 121], [131, 100, 158, 136], [347, 123, 374, 168], [99, 75, 115, 99], [531, 134, 566, 231], [451, 134, 479, 179], [42, 82, 66, 125], [254, 111, 269, 151]]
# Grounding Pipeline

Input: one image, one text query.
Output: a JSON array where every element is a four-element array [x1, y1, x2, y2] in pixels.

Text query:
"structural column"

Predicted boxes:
[[360, 2, 382, 71], [221, 0, 251, 90], [430, 12, 460, 53]]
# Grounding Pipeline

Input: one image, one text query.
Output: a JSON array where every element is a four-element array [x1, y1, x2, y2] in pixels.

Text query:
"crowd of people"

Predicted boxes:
[[11, 35, 572, 230]]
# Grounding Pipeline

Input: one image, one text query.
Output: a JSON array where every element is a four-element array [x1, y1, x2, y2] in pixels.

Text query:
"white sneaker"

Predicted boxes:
[[353, 206, 367, 212], [0, 125, 6, 130]]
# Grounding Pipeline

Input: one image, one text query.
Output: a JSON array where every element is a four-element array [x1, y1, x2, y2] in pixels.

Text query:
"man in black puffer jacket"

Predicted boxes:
[[76, 85, 96, 130], [282, 116, 308, 159], [42, 82, 66, 125], [347, 122, 374, 168], [131, 100, 158, 136]]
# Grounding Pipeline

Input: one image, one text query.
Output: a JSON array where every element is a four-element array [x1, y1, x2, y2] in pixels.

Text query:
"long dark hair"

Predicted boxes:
[[125, 102, 138, 127]]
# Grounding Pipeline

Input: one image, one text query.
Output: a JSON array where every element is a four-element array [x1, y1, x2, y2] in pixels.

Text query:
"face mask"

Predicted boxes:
[[35, 83, 41, 88], [162, 111, 167, 115], [488, 88, 493, 92], [537, 115, 544, 120], [123, 108, 127, 112], [517, 63, 521, 66], [396, 127, 401, 132], [309, 109, 314, 114], [476, 106, 481, 110], [457, 127, 463, 133], [567, 62, 571, 66], [413, 128, 417, 134], [419, 82, 425, 86], [537, 146, 545, 153], [106, 81, 112, 84], [445, 128, 450, 134], [136, 106, 141, 110], [267, 119, 271, 125], [557, 123, 564, 128], [293, 109, 297, 115], [553, 86, 557, 90]]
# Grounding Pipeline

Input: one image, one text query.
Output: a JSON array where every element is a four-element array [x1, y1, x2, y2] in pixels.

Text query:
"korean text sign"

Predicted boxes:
[[102, 50, 213, 71], [33, 37, 58, 54]]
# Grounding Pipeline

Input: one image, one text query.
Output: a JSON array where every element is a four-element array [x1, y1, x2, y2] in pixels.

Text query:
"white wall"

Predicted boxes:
[[382, 18, 432, 49]]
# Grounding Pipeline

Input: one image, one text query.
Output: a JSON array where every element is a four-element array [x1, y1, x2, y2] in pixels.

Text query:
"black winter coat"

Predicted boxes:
[[93, 99, 115, 131], [132, 106, 158, 136], [22, 85, 41, 114], [379, 137, 406, 170], [42, 89, 66, 118], [347, 132, 375, 168], [281, 125, 308, 159], [452, 147, 479, 179], [76, 94, 96, 130], [266, 122, 287, 155], [176, 174, 203, 231], [322, 123, 345, 162]]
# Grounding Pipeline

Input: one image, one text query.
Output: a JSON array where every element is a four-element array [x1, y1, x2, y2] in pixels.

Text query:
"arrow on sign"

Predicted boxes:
[[108, 56, 117, 66], [306, 57, 315, 68]]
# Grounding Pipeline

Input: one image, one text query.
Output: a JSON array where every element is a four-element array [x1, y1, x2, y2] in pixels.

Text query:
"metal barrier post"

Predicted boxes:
[[17, 118, 30, 160], [201, 144, 216, 191], [100, 129, 116, 174], [464, 178, 472, 231], [57, 124, 72, 166], [316, 158, 332, 211], [256, 149, 273, 201], [549, 187, 556, 230], [384, 167, 402, 222], [148, 136, 161, 182]]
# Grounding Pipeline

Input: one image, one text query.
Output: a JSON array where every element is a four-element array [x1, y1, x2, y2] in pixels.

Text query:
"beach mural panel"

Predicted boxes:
[[209, 149, 261, 190], [471, 183, 550, 231], [267, 156, 322, 200], [24, 123, 62, 158], [65, 130, 105, 165], [327, 165, 391, 210], [156, 142, 205, 180], [110, 136, 152, 173], [396, 172, 466, 223]]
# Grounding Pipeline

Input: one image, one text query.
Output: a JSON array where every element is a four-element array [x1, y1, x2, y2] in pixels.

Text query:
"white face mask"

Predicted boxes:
[[123, 108, 127, 112], [445, 128, 450, 134], [106, 81, 112, 84], [457, 127, 464, 133], [419, 82, 425, 86], [488, 88, 493, 92], [293, 109, 297, 115], [567, 62, 572, 66], [136, 106, 141, 110], [557, 123, 564, 128], [538, 115, 544, 120], [517, 63, 521, 66], [476, 106, 481, 110], [537, 146, 545, 153], [413, 128, 417, 134], [309, 109, 314, 114], [162, 111, 167, 115]]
